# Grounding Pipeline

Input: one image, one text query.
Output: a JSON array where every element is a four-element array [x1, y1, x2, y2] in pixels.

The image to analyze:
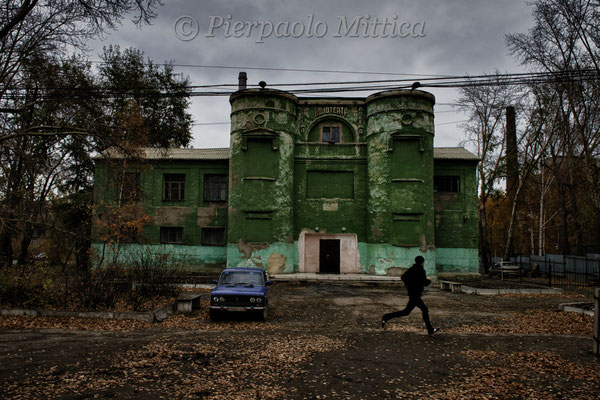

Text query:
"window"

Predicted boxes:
[[160, 227, 183, 244], [204, 174, 228, 202], [163, 174, 185, 201], [118, 172, 140, 201], [201, 227, 226, 246], [306, 171, 354, 199], [434, 176, 460, 193], [321, 125, 340, 143]]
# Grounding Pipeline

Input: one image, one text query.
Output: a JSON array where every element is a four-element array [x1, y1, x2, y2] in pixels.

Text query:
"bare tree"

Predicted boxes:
[[507, 0, 600, 254], [456, 73, 523, 270]]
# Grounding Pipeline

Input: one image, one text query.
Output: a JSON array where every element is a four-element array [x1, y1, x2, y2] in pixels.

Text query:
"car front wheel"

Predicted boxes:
[[256, 307, 268, 322], [209, 309, 222, 322]]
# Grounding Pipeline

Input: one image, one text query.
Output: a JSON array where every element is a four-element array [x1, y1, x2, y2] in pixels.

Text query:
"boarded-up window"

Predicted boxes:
[[391, 214, 422, 245], [204, 174, 228, 202], [245, 212, 272, 242], [245, 139, 277, 179], [160, 227, 183, 244], [163, 174, 185, 201], [391, 140, 422, 180], [306, 171, 354, 199]]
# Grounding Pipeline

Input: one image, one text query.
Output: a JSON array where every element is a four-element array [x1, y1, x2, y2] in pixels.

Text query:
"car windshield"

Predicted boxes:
[[219, 270, 265, 286]]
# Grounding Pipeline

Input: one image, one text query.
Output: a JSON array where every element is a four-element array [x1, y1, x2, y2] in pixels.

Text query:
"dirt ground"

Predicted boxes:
[[1, 282, 598, 399]]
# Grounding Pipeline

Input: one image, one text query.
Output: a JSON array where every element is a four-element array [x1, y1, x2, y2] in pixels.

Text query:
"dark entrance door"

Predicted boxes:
[[319, 239, 340, 274]]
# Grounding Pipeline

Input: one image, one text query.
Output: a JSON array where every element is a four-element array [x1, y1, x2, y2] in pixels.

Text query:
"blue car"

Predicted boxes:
[[209, 268, 272, 321]]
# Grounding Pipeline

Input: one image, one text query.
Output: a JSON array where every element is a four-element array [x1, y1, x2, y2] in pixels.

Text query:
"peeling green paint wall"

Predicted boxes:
[[92, 89, 479, 275], [93, 159, 228, 247], [91, 243, 227, 266], [434, 161, 478, 250], [227, 90, 297, 271], [365, 244, 436, 275], [226, 242, 298, 274], [365, 91, 435, 252], [435, 248, 479, 272]]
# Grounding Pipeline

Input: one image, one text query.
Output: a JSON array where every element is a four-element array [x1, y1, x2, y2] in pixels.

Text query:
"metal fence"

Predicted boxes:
[[490, 254, 600, 291]]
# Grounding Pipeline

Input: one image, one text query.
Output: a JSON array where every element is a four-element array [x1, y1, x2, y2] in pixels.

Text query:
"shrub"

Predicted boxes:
[[127, 249, 183, 311]]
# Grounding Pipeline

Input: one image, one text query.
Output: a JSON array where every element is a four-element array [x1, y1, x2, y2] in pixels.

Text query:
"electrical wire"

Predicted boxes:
[[2, 68, 598, 101]]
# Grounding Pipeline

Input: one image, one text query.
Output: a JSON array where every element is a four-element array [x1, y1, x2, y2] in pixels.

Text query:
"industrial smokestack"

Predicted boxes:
[[238, 72, 247, 90], [505, 106, 518, 199]]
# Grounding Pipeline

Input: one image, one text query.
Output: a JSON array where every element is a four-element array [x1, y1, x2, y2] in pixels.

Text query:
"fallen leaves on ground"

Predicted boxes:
[[0, 316, 151, 332], [403, 350, 600, 400], [497, 292, 586, 299], [3, 334, 348, 400], [451, 309, 593, 335]]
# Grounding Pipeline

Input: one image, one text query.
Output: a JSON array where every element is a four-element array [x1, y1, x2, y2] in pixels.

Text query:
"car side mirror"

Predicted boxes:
[[212, 279, 218, 284], [266, 280, 273, 286]]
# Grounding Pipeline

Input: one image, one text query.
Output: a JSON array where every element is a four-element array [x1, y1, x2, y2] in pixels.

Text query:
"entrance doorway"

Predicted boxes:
[[319, 239, 340, 274]]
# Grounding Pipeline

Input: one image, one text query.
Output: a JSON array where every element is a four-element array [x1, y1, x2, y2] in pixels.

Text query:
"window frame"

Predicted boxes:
[[160, 227, 184, 244], [201, 227, 226, 246], [434, 176, 461, 193], [162, 173, 186, 202], [320, 124, 342, 143], [203, 174, 228, 202], [118, 171, 141, 202]]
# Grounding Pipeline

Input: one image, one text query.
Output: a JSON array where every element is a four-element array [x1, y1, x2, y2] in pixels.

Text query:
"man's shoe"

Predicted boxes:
[[381, 318, 387, 329], [428, 328, 439, 335]]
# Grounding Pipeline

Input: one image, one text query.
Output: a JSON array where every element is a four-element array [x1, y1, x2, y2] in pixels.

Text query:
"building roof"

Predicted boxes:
[[97, 146, 478, 161], [96, 147, 230, 160], [433, 147, 479, 161]]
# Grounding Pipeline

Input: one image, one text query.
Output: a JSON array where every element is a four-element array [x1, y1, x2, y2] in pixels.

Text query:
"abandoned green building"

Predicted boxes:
[[93, 87, 479, 276]]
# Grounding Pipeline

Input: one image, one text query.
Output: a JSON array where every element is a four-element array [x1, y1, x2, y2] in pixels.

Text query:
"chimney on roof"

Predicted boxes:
[[505, 106, 519, 199], [238, 72, 247, 90]]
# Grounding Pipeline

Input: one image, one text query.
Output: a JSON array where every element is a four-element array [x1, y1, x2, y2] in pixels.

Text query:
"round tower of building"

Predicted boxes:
[[228, 88, 298, 271], [365, 90, 436, 273]]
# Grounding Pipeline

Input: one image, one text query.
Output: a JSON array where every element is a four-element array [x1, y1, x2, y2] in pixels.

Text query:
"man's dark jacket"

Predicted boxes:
[[401, 263, 431, 297]]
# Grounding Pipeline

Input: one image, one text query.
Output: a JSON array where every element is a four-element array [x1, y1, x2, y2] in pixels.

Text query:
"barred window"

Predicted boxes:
[[163, 174, 185, 201], [160, 227, 183, 244], [204, 174, 228, 202], [201, 227, 226, 246]]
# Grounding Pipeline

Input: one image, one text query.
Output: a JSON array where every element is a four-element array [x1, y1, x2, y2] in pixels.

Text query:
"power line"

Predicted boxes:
[[89, 60, 454, 77], [2, 68, 598, 100]]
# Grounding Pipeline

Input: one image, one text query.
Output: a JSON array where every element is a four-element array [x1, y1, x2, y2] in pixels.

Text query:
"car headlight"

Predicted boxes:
[[212, 296, 225, 303], [255, 297, 263, 303], [250, 297, 256, 303]]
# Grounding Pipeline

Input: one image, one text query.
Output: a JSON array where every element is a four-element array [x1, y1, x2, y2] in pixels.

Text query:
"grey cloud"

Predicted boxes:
[[87, 0, 535, 148]]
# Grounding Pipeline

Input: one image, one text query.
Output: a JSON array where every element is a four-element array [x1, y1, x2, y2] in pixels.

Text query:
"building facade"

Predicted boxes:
[[93, 88, 479, 276]]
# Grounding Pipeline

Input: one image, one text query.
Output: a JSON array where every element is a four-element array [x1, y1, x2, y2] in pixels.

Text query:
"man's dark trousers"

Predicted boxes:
[[383, 294, 433, 332]]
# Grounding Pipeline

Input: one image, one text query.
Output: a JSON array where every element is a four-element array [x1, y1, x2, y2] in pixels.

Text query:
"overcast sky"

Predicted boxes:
[[89, 0, 535, 149]]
